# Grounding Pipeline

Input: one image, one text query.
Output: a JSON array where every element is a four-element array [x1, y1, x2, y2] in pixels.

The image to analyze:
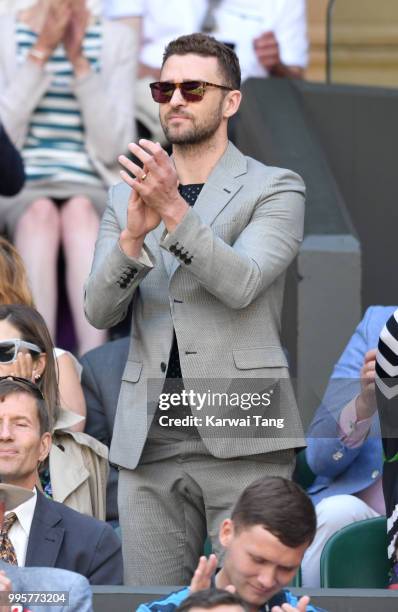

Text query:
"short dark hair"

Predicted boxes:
[[162, 33, 241, 90], [231, 476, 316, 548], [176, 589, 248, 612], [0, 378, 51, 436]]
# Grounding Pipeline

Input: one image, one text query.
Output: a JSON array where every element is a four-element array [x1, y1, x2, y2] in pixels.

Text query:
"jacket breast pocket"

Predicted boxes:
[[232, 346, 289, 370], [230, 347, 290, 413], [121, 360, 143, 382]]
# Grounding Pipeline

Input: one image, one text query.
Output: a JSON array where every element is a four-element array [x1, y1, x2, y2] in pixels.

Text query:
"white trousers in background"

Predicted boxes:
[[301, 494, 381, 587]]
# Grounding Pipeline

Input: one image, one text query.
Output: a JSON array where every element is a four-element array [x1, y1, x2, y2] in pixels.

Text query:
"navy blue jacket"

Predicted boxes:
[[26, 491, 123, 585]]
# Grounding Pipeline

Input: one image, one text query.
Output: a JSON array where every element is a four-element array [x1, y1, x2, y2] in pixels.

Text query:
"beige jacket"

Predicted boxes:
[[0, 14, 138, 185], [49, 409, 109, 521]]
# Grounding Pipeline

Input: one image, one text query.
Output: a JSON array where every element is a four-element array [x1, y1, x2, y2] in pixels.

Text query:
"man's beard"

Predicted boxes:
[[161, 104, 223, 146]]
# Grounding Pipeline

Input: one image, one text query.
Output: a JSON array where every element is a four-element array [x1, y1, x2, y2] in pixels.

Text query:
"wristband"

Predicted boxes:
[[28, 47, 50, 62]]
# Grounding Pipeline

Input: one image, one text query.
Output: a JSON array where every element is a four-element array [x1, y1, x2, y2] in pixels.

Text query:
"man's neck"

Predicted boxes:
[[172, 134, 229, 185]]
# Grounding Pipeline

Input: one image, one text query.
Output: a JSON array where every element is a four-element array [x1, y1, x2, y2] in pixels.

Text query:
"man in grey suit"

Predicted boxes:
[[0, 562, 93, 612], [85, 33, 306, 585]]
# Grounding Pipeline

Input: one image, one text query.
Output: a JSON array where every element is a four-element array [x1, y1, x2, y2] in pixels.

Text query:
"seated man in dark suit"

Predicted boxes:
[[81, 337, 129, 524], [0, 483, 93, 612], [0, 377, 123, 585]]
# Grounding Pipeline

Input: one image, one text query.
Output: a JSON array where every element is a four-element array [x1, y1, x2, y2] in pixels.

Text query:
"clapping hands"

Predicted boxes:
[[33, 0, 90, 73]]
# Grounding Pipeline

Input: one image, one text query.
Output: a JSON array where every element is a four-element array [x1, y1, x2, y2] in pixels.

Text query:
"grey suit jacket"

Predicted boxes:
[[0, 560, 92, 612], [85, 142, 306, 469]]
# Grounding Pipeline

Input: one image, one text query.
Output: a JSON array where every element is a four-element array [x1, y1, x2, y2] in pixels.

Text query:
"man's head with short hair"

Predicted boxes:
[[159, 33, 242, 147], [176, 589, 248, 612], [0, 379, 50, 435], [216, 477, 316, 609], [0, 378, 52, 490], [231, 476, 316, 548], [162, 33, 241, 91]]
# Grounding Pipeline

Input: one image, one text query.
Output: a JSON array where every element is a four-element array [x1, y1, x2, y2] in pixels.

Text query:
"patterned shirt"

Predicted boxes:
[[165, 184, 204, 381]]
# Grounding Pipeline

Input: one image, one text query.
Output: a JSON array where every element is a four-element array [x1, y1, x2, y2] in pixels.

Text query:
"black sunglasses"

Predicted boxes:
[[0, 376, 45, 400], [149, 80, 233, 103]]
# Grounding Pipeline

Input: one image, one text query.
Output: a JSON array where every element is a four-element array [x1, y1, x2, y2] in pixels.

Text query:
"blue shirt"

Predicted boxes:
[[136, 586, 327, 612]]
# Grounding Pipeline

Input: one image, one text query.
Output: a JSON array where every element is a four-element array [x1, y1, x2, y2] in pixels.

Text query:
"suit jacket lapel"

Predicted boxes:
[[25, 492, 64, 568], [166, 142, 247, 279]]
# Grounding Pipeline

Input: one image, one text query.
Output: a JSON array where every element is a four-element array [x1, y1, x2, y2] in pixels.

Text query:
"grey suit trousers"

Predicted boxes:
[[118, 436, 294, 585]]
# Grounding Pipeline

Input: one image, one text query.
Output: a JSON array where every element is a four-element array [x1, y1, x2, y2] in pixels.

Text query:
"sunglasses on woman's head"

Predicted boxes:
[[149, 80, 233, 103], [0, 339, 41, 364], [0, 375, 45, 399]]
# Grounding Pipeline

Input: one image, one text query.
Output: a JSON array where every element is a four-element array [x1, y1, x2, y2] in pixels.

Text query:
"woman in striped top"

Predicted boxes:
[[0, 0, 137, 354]]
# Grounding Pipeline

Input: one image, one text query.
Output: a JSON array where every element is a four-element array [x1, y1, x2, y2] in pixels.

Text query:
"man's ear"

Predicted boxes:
[[38, 432, 52, 463], [219, 518, 235, 548], [223, 90, 242, 119]]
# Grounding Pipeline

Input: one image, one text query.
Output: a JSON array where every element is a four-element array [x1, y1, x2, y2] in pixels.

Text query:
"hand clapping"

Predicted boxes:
[[35, 0, 72, 57], [118, 139, 189, 237]]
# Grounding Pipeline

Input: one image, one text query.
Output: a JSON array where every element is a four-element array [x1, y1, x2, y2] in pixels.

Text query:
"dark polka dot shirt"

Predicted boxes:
[[166, 183, 204, 381]]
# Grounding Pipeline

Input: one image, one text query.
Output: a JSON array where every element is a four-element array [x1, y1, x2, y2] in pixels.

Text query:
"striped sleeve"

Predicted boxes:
[[376, 309, 398, 399], [375, 308, 398, 568]]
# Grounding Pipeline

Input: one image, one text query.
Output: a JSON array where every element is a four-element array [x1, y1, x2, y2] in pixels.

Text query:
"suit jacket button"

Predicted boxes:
[[160, 362, 167, 372]]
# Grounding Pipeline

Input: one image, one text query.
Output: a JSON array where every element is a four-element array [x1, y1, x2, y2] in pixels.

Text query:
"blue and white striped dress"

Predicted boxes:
[[16, 21, 104, 187]]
